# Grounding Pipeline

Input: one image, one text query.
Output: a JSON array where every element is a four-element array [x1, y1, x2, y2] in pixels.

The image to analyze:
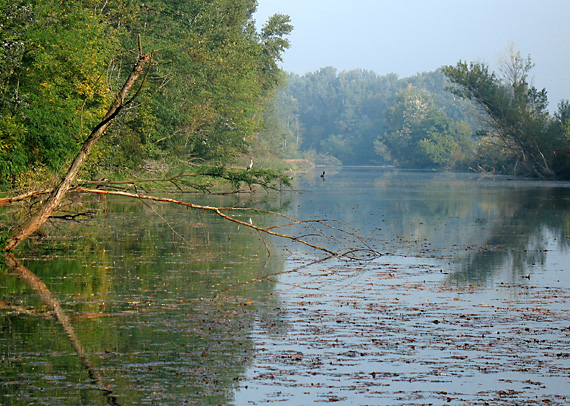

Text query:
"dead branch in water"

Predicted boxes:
[[68, 186, 373, 257], [76, 167, 290, 194], [1, 183, 378, 258]]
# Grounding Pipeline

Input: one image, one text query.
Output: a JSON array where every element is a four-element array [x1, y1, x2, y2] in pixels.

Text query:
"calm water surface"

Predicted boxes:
[[1, 167, 570, 405]]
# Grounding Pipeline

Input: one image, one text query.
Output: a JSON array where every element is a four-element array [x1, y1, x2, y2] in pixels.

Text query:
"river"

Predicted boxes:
[[1, 167, 570, 405]]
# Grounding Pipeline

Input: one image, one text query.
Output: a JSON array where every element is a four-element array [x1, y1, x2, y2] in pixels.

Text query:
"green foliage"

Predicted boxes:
[[0, 1, 33, 186], [278, 68, 477, 167], [102, 0, 293, 165], [0, 115, 28, 187], [254, 90, 302, 159], [259, 13, 293, 89], [197, 165, 291, 191], [273, 47, 566, 176], [376, 88, 474, 169], [0, 0, 293, 187], [442, 50, 570, 178], [0, 0, 119, 186]]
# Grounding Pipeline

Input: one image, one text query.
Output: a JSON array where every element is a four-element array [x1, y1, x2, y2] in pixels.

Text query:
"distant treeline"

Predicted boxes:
[[0, 0, 292, 188], [276, 50, 570, 178], [275, 68, 478, 168]]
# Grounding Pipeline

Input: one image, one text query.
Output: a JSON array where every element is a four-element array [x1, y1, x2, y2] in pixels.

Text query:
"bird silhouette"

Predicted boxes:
[[320, 171, 325, 179]]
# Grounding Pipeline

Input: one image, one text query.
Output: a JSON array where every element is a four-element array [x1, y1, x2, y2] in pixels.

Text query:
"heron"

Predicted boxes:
[[247, 159, 253, 171]]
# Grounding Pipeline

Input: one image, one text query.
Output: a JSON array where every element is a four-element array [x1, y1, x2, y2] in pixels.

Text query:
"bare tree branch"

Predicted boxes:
[[69, 186, 343, 256]]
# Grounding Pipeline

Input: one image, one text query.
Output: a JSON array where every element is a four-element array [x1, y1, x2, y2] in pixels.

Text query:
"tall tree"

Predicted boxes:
[[375, 88, 473, 169], [0, 0, 118, 186], [0, 0, 293, 185], [96, 0, 293, 165], [442, 48, 563, 178]]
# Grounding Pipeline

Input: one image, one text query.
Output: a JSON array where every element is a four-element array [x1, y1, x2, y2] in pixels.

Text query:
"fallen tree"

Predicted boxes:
[[3, 39, 154, 252], [1, 41, 376, 260]]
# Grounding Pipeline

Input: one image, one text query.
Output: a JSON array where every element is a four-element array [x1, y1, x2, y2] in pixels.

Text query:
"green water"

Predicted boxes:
[[1, 193, 287, 405]]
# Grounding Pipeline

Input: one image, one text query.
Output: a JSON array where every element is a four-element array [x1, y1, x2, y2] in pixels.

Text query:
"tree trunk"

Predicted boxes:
[[3, 50, 152, 252]]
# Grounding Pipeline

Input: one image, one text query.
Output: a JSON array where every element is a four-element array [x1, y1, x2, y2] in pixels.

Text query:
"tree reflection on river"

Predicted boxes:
[[290, 167, 570, 284], [1, 194, 288, 405], [1, 167, 570, 405]]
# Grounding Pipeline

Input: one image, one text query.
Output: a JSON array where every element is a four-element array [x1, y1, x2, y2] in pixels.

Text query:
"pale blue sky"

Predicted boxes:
[[254, 0, 570, 108]]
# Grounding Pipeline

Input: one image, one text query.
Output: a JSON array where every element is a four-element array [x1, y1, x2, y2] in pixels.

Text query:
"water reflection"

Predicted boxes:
[[2, 254, 119, 404], [2, 168, 570, 404], [0, 196, 288, 405], [290, 168, 570, 285]]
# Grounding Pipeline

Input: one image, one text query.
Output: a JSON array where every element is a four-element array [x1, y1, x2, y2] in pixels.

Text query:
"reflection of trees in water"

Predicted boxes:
[[0, 196, 291, 405], [380, 177, 570, 284], [2, 254, 119, 405], [448, 187, 570, 284], [290, 169, 570, 285]]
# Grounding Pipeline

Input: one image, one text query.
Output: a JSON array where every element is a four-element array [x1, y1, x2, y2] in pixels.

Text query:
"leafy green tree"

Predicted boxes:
[[549, 100, 570, 178], [259, 13, 293, 90], [375, 88, 473, 169], [442, 48, 568, 178], [255, 89, 301, 160], [0, 2, 34, 185], [0, 0, 293, 186], [96, 0, 292, 167], [0, 0, 119, 186], [282, 68, 399, 164]]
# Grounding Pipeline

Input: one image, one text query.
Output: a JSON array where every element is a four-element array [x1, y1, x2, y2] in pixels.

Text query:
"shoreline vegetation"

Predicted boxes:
[[1, 0, 569, 254], [2, 2, 569, 196]]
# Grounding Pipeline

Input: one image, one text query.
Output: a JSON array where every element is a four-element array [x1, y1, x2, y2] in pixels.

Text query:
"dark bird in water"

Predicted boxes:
[[320, 171, 325, 179], [247, 159, 253, 171]]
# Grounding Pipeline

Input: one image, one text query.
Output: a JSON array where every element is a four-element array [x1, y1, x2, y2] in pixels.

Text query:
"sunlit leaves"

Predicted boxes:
[[102, 0, 293, 164], [0, 0, 293, 185], [0, 0, 119, 183]]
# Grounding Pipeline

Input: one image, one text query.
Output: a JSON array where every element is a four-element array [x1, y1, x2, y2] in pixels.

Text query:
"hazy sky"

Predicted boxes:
[[254, 0, 570, 108]]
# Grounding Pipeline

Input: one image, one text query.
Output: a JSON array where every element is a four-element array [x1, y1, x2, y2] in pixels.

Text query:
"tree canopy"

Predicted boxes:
[[275, 68, 478, 167], [0, 0, 293, 188], [272, 48, 569, 178], [375, 87, 474, 169], [443, 49, 570, 178]]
